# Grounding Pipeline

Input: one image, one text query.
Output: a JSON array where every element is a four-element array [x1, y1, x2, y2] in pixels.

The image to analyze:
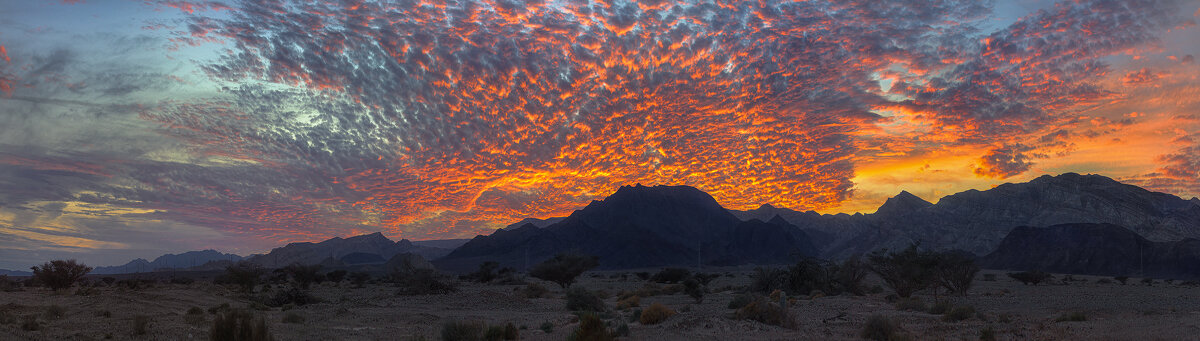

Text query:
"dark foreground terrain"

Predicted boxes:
[[2, 269, 1199, 340]]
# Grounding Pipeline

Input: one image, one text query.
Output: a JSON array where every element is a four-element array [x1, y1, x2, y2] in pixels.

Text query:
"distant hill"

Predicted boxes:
[[436, 184, 818, 271], [735, 173, 1200, 258], [0, 269, 31, 276], [244, 232, 452, 268], [980, 223, 1200, 279], [93, 250, 243, 274]]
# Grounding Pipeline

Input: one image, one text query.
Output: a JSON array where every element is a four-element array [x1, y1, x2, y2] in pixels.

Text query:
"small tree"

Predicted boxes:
[[348, 272, 371, 288], [933, 252, 980, 295], [224, 261, 265, 293], [325, 270, 347, 284], [866, 245, 939, 298], [30, 259, 92, 290], [282, 263, 321, 289], [466, 261, 499, 283], [528, 253, 599, 289]]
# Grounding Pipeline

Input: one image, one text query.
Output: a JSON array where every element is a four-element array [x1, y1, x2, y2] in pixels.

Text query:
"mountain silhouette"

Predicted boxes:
[[981, 223, 1200, 279], [436, 184, 818, 271]]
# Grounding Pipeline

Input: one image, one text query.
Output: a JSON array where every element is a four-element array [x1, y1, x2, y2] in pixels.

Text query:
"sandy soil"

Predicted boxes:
[[1, 270, 1199, 340]]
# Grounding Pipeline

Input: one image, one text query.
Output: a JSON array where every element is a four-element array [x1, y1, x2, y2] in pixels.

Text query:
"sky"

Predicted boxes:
[[0, 0, 1199, 269]]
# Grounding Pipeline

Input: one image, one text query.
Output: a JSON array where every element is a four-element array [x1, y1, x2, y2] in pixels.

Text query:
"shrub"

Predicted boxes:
[[634, 272, 650, 281], [728, 293, 755, 309], [282, 312, 304, 324], [682, 278, 705, 303], [210, 309, 271, 341], [484, 325, 506, 340], [981, 274, 997, 281], [21, 315, 40, 331], [30, 259, 92, 290], [1141, 278, 1155, 286], [1055, 312, 1087, 322], [349, 272, 371, 288], [395, 269, 457, 295], [185, 307, 206, 325], [1114, 276, 1129, 285], [943, 305, 975, 322], [539, 321, 554, 333], [222, 261, 266, 293], [567, 313, 614, 341], [735, 298, 791, 328], [529, 253, 599, 289], [750, 267, 789, 294], [441, 320, 484, 341], [502, 323, 519, 340], [282, 263, 322, 290], [786, 258, 837, 296], [860, 315, 899, 341], [1007, 271, 1052, 286], [933, 252, 979, 295], [467, 262, 500, 283], [133, 315, 150, 335], [324, 270, 347, 283], [44, 305, 66, 320], [613, 322, 630, 337], [566, 287, 606, 312], [616, 295, 640, 310], [927, 300, 952, 315], [894, 298, 926, 312], [263, 287, 319, 307], [979, 326, 996, 341], [1096, 278, 1112, 284], [639, 303, 676, 325], [519, 283, 551, 299], [866, 245, 939, 298], [650, 268, 691, 283], [834, 257, 870, 295]]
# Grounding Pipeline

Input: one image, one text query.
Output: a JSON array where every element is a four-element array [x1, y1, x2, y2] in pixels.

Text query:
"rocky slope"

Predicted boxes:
[[980, 223, 1200, 278], [93, 250, 243, 274]]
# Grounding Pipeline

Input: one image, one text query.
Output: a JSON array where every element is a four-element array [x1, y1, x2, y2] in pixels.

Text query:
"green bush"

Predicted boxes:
[[927, 300, 952, 315], [566, 287, 606, 312], [1007, 271, 1052, 286], [44, 305, 66, 320], [133, 315, 150, 335], [441, 320, 484, 341], [30, 259, 92, 290], [210, 309, 271, 341], [943, 305, 976, 322], [567, 313, 613, 341], [650, 268, 691, 283], [1055, 312, 1087, 322], [529, 253, 599, 289], [282, 312, 304, 324], [860, 314, 899, 341], [682, 278, 705, 303], [894, 297, 925, 312]]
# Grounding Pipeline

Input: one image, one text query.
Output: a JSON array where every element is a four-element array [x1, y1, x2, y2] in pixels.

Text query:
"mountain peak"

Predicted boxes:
[[874, 190, 932, 216]]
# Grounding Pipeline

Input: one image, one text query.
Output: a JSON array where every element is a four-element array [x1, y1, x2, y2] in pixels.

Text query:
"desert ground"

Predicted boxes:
[[2, 270, 1199, 340]]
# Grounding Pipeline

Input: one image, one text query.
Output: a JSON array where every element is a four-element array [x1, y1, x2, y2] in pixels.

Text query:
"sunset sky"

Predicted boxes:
[[1, 0, 1199, 269]]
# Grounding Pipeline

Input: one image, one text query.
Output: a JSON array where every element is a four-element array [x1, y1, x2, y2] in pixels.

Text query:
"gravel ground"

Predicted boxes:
[[1, 270, 1198, 340]]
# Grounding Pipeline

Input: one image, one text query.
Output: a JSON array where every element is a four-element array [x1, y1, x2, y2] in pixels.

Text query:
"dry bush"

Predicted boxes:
[[727, 293, 755, 309], [281, 312, 304, 324], [616, 295, 640, 310], [210, 309, 271, 341], [44, 305, 66, 320], [926, 300, 952, 315], [185, 307, 206, 325], [220, 261, 266, 293], [639, 303, 676, 325], [1055, 312, 1087, 322], [394, 269, 457, 295], [1008, 271, 1052, 286], [893, 298, 925, 312], [735, 298, 792, 328], [650, 268, 691, 283]]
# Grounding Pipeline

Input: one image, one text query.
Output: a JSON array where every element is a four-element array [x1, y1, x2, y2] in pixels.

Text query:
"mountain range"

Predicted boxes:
[[7, 172, 1198, 277]]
